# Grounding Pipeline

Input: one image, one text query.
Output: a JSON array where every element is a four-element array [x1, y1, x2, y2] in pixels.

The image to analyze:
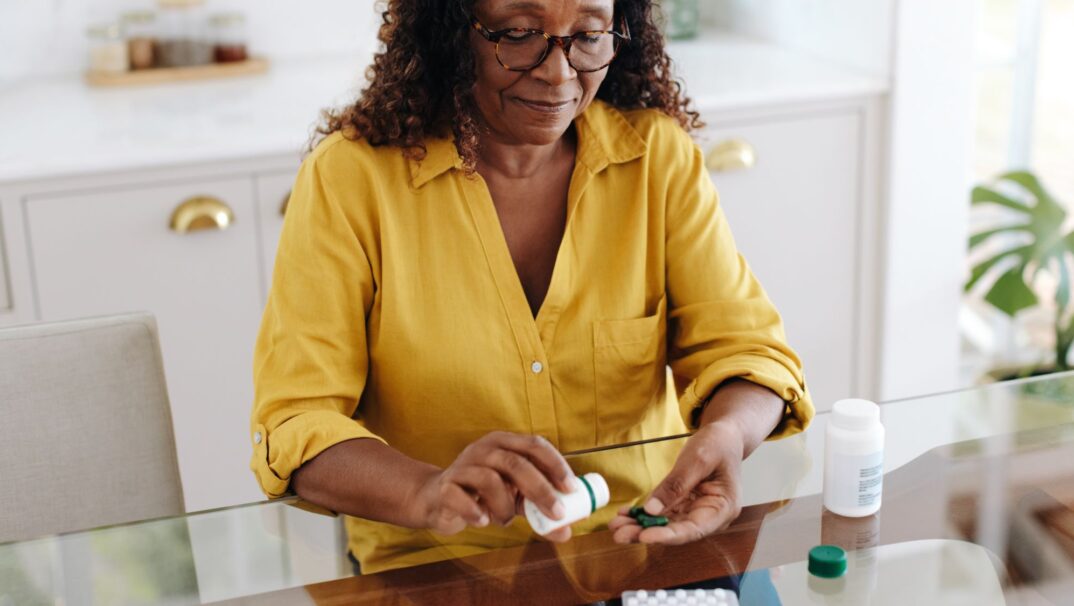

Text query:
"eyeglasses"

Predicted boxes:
[[470, 16, 630, 73]]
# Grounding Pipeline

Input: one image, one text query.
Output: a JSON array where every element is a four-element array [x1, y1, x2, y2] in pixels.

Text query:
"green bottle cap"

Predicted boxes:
[[808, 545, 848, 578]]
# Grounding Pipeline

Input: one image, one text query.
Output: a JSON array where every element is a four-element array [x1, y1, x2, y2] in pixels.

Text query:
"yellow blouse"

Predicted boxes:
[[250, 99, 813, 573]]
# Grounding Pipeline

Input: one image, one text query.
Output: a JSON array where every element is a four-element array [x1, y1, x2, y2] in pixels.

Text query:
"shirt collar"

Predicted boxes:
[[408, 99, 648, 188], [573, 99, 648, 173], [409, 136, 464, 189]]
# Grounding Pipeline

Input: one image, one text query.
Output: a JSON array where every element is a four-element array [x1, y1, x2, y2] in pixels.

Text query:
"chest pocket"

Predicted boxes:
[[592, 295, 668, 444]]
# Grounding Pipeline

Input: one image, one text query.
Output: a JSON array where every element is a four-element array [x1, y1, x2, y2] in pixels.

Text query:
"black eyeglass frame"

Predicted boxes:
[[469, 15, 632, 73]]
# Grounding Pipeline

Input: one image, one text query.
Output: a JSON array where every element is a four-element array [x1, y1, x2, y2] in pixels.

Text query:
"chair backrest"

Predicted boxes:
[[0, 313, 184, 542]]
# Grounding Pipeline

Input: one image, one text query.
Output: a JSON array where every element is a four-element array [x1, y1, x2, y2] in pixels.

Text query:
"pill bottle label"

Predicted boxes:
[[832, 451, 883, 507]]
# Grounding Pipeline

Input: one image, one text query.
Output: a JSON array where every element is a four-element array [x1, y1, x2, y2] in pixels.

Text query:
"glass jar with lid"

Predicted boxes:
[[157, 0, 212, 67], [209, 12, 249, 63], [660, 0, 700, 40], [87, 22, 129, 74], [121, 10, 158, 70]]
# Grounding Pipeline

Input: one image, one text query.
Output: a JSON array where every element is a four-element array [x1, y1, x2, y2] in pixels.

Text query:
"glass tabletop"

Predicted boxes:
[[3, 372, 1074, 605]]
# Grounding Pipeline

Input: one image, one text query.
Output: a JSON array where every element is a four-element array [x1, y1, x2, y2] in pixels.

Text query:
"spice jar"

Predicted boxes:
[[121, 10, 158, 70], [209, 12, 249, 63], [87, 22, 129, 74], [157, 0, 212, 67]]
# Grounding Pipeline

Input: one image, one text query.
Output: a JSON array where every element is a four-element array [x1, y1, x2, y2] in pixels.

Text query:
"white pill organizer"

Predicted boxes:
[[621, 588, 739, 606]]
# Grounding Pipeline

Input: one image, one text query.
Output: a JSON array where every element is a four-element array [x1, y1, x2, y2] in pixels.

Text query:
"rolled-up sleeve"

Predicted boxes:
[[662, 129, 814, 440], [250, 151, 386, 498]]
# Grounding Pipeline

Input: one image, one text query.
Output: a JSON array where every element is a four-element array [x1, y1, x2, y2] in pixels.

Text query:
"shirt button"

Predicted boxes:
[[531, 361, 544, 374], [253, 432, 262, 445]]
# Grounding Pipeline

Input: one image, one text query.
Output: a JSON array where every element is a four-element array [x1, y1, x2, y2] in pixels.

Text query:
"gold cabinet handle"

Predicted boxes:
[[706, 139, 757, 173], [169, 196, 235, 234], [279, 191, 291, 217]]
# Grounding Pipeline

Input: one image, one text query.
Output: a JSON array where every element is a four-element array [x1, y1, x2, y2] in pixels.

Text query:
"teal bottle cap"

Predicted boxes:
[[808, 545, 848, 578]]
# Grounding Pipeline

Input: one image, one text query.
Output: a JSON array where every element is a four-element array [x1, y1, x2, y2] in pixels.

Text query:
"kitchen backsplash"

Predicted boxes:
[[700, 0, 894, 78], [0, 0, 381, 84], [1, 1, 891, 86]]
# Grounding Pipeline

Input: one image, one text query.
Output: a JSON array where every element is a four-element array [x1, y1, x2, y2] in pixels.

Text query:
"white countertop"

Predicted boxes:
[[0, 32, 888, 184], [667, 34, 889, 111]]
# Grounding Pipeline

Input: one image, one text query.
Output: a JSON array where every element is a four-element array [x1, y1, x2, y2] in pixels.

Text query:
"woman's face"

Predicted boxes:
[[469, 0, 617, 148]]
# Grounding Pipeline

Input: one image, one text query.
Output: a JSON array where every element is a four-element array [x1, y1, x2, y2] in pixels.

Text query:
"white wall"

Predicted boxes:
[[703, 0, 976, 402], [700, 0, 895, 80], [0, 0, 381, 85], [878, 0, 977, 401]]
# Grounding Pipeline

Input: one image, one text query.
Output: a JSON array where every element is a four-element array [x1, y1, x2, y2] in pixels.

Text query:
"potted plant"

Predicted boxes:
[[657, 0, 701, 40], [965, 170, 1074, 389]]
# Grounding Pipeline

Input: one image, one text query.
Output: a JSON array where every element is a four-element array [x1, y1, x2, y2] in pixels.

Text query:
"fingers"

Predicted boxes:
[[436, 483, 488, 531], [612, 523, 644, 544], [609, 506, 644, 544], [450, 466, 517, 525], [484, 446, 565, 521], [439, 432, 574, 533], [640, 492, 741, 546], [434, 512, 467, 536], [638, 519, 706, 545], [645, 439, 723, 516], [487, 432, 574, 493], [607, 512, 635, 532], [544, 526, 573, 543]]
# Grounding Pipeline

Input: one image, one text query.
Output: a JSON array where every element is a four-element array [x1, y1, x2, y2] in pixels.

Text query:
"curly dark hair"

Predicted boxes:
[[317, 0, 702, 172]]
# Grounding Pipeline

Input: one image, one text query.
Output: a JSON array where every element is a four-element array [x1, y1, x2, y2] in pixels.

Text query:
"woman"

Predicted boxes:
[[251, 0, 813, 574]]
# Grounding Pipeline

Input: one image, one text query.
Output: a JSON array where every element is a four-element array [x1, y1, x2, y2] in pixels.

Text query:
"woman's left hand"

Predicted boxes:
[[608, 421, 745, 545]]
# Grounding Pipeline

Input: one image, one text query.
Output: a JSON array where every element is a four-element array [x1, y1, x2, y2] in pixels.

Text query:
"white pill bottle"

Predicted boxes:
[[823, 399, 885, 517], [524, 472, 610, 535]]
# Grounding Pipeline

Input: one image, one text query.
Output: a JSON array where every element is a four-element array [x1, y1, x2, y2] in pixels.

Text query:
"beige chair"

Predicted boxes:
[[0, 313, 184, 543]]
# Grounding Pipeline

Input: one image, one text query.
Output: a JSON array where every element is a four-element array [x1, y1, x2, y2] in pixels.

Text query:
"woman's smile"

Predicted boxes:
[[513, 97, 575, 114]]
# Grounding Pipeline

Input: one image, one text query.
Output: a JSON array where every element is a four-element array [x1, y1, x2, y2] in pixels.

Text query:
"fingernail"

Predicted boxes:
[[552, 502, 566, 520], [644, 498, 664, 515], [477, 514, 489, 527]]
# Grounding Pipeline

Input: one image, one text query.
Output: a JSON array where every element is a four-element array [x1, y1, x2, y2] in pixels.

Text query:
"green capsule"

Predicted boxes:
[[628, 506, 670, 528], [640, 515, 669, 528]]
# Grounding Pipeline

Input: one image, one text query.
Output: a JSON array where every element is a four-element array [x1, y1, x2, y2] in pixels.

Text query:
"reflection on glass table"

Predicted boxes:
[[742, 539, 1006, 605], [3, 372, 1074, 604]]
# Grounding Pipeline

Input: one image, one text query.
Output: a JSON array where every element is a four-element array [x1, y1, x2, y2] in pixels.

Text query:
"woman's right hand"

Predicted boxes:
[[412, 432, 576, 542]]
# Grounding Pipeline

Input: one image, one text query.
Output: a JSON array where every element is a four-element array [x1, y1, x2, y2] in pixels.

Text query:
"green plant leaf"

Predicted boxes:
[[983, 266, 1038, 316], [1059, 255, 1072, 307], [969, 224, 1030, 249], [1059, 310, 1074, 371], [971, 185, 1031, 214], [967, 171, 1074, 328], [1002, 171, 1051, 203], [969, 171, 1074, 368], [1002, 171, 1067, 224], [1062, 317, 1074, 346], [965, 244, 1032, 292]]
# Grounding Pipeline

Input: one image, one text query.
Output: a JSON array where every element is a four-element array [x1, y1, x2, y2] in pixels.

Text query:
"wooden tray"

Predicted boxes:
[[85, 57, 269, 87]]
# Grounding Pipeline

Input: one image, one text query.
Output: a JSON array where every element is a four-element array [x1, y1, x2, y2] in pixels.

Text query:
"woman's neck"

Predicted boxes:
[[476, 126, 577, 180]]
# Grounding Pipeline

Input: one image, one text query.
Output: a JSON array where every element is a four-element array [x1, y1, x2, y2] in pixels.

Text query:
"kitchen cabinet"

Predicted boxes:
[[0, 204, 9, 311], [701, 109, 864, 410], [255, 172, 295, 302], [24, 178, 266, 511]]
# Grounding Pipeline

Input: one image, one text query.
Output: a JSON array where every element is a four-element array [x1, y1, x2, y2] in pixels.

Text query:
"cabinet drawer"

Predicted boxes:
[[697, 111, 862, 410], [255, 172, 295, 302], [25, 178, 265, 511], [0, 202, 9, 311]]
